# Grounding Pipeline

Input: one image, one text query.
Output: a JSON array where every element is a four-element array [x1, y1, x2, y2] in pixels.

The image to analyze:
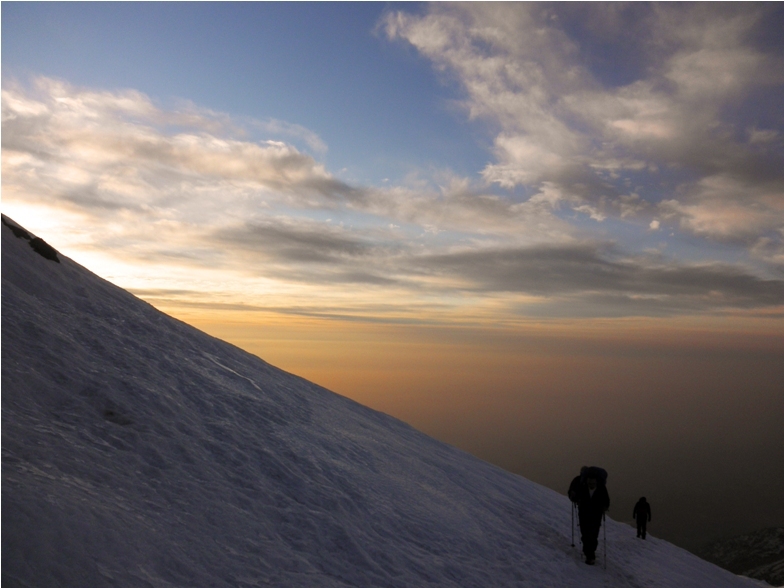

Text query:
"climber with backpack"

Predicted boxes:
[[568, 466, 610, 566]]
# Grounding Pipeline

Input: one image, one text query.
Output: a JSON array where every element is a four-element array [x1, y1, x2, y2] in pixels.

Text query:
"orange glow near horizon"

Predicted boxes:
[[159, 304, 784, 440]]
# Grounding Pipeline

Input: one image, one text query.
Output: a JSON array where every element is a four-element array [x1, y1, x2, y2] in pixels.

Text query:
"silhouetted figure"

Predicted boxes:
[[633, 497, 651, 539], [568, 466, 610, 565]]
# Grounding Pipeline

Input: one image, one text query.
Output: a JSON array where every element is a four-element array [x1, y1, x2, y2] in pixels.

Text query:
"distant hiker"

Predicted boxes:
[[568, 466, 610, 565], [633, 497, 651, 539]]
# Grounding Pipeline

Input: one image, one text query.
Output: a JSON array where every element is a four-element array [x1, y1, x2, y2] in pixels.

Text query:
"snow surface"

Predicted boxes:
[[700, 528, 784, 587], [2, 215, 764, 587]]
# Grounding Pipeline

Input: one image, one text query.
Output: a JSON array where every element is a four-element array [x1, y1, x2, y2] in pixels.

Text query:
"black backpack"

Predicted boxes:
[[582, 466, 608, 486]]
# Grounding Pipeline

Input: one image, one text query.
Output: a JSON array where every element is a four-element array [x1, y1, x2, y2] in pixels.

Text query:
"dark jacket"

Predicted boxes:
[[568, 467, 609, 505], [633, 499, 651, 522], [568, 470, 610, 525]]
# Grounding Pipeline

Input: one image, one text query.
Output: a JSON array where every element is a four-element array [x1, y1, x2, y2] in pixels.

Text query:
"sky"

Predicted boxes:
[[2, 2, 784, 549]]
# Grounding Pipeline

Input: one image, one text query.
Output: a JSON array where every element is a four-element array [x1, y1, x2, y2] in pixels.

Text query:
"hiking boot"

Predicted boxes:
[[586, 557, 596, 565]]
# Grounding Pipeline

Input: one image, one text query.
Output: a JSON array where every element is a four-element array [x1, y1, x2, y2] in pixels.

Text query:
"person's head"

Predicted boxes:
[[640, 497, 646, 502], [587, 476, 598, 490]]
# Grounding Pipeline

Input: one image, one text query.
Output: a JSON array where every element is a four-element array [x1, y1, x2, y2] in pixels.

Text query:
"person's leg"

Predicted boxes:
[[636, 519, 642, 537], [582, 536, 596, 561], [581, 520, 599, 563], [579, 518, 589, 559], [641, 520, 647, 539]]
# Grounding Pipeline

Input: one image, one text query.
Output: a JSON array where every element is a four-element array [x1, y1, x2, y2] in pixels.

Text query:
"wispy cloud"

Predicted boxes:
[[3, 70, 783, 320], [1, 77, 566, 235], [415, 243, 784, 313], [1, 78, 348, 212], [250, 118, 328, 154], [383, 3, 784, 264]]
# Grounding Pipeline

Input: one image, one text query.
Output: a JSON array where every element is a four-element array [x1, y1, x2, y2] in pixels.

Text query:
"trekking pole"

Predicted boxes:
[[603, 512, 607, 570]]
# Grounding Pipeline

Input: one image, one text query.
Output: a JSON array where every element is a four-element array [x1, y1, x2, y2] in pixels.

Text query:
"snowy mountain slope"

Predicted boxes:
[[1, 215, 761, 587], [699, 528, 784, 587]]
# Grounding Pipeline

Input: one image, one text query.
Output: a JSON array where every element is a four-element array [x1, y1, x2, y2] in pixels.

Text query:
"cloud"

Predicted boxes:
[[215, 220, 373, 263], [1, 77, 571, 240], [413, 243, 784, 313], [1, 77, 354, 217], [209, 218, 402, 285], [250, 118, 328, 154], [384, 3, 784, 248], [660, 174, 784, 269], [3, 75, 783, 319]]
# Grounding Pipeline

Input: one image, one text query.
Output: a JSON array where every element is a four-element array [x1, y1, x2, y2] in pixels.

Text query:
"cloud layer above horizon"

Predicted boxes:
[[3, 3, 784, 322]]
